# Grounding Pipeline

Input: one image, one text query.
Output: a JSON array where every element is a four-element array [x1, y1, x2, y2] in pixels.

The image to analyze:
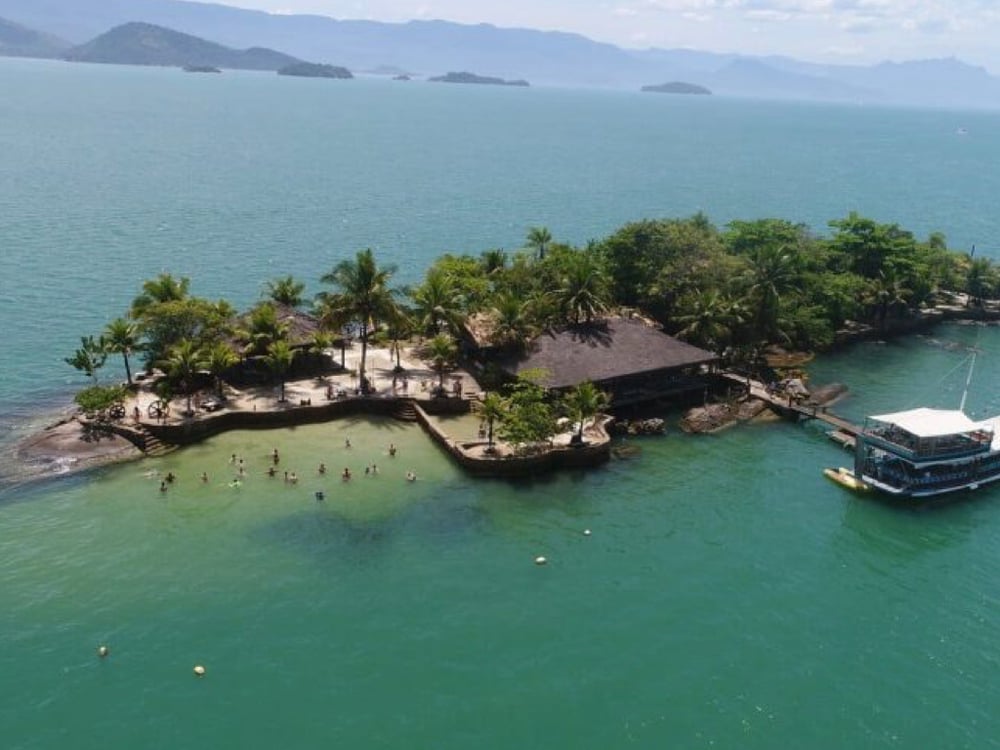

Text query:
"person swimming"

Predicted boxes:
[[318, 463, 327, 475], [389, 443, 397, 457], [342, 467, 352, 481], [267, 466, 276, 477], [405, 471, 416, 482], [289, 472, 298, 484], [200, 472, 209, 483]]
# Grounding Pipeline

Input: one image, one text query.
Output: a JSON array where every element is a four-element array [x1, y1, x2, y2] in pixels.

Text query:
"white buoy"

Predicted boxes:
[[97, 645, 109, 658], [535, 556, 547, 566], [583, 529, 592, 536], [193, 665, 206, 677]]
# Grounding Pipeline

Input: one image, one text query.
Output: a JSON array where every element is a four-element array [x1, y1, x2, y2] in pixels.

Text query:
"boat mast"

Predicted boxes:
[[960, 352, 977, 413]]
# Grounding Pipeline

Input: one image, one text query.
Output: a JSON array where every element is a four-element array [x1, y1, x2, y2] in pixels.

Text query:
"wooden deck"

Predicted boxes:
[[720, 372, 862, 438]]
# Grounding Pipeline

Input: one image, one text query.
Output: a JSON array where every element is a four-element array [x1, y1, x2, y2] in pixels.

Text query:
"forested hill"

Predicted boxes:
[[0, 16, 70, 57], [64, 22, 301, 70]]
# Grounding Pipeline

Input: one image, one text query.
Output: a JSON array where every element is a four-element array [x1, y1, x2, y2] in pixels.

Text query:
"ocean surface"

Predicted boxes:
[[3, 57, 1000, 748]]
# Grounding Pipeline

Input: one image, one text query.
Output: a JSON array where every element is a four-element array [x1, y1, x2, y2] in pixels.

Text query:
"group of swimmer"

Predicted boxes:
[[154, 440, 417, 494]]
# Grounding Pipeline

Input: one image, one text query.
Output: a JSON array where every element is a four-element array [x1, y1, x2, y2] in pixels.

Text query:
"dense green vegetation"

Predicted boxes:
[[66, 213, 996, 425]]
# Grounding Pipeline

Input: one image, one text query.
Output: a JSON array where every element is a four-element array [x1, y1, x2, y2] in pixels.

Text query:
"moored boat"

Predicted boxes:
[[854, 407, 1000, 498], [824, 466, 869, 492]]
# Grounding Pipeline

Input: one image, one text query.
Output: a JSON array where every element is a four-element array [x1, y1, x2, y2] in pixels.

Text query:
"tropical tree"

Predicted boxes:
[[241, 302, 289, 356], [476, 391, 506, 452], [740, 244, 800, 341], [673, 290, 742, 351], [131, 273, 190, 316], [263, 340, 295, 403], [498, 376, 559, 452], [65, 335, 108, 383], [317, 248, 398, 393], [410, 268, 466, 337], [865, 271, 912, 330], [526, 226, 553, 261], [553, 253, 612, 324], [480, 248, 508, 275], [203, 341, 239, 400], [427, 333, 458, 394], [164, 339, 206, 416], [966, 258, 997, 306], [489, 292, 535, 350], [265, 275, 306, 307], [562, 381, 611, 443], [104, 318, 141, 386]]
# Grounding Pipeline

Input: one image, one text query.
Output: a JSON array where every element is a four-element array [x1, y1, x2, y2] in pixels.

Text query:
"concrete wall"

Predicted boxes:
[[413, 404, 611, 478]]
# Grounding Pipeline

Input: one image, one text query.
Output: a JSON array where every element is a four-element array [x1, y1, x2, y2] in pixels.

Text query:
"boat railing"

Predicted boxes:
[[862, 430, 991, 462]]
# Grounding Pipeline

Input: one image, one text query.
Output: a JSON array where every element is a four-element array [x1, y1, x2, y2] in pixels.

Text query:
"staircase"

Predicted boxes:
[[392, 399, 419, 422], [124, 423, 176, 457]]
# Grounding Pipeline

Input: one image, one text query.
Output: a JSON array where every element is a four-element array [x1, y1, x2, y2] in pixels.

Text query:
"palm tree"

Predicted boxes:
[[554, 253, 611, 324], [241, 302, 289, 356], [384, 304, 413, 371], [476, 391, 506, 452], [526, 226, 553, 261], [490, 292, 534, 350], [562, 381, 611, 443], [866, 271, 912, 330], [673, 290, 742, 351], [131, 273, 190, 316], [263, 340, 295, 402], [265, 275, 306, 308], [410, 268, 465, 337], [966, 258, 997, 307], [203, 342, 239, 400], [480, 248, 508, 275], [104, 318, 141, 386], [740, 244, 799, 340], [65, 335, 108, 383], [317, 248, 398, 392], [164, 339, 206, 416], [427, 333, 458, 394]]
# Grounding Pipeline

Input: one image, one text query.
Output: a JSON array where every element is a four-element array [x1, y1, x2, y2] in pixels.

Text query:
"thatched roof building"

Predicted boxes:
[[494, 317, 717, 405]]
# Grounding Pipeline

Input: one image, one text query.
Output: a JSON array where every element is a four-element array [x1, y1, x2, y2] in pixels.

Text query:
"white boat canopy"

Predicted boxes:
[[869, 408, 982, 438]]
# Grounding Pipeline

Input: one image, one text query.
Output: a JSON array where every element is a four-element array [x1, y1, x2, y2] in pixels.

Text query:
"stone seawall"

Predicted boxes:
[[144, 397, 400, 445]]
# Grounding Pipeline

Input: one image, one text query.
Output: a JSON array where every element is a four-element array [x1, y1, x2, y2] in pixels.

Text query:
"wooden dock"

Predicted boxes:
[[720, 372, 862, 441]]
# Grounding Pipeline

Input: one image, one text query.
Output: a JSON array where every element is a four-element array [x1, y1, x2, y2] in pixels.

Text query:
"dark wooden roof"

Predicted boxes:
[[496, 317, 717, 389]]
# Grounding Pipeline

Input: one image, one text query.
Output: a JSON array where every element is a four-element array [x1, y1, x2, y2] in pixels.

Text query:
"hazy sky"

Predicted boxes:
[[202, 0, 1000, 70]]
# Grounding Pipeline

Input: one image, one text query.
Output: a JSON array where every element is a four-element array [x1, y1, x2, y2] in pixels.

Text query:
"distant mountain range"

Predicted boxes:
[[0, 0, 999, 108], [65, 21, 300, 70], [0, 15, 70, 57]]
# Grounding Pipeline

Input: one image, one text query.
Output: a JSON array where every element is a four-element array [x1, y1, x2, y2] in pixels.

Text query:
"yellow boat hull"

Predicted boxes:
[[824, 466, 870, 492]]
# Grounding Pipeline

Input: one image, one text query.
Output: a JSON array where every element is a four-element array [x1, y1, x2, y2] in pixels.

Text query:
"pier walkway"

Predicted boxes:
[[721, 372, 862, 440]]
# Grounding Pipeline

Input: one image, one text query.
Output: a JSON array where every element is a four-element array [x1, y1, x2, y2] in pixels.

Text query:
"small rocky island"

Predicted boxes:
[[429, 71, 529, 87], [278, 62, 353, 79], [182, 64, 221, 73], [641, 81, 711, 95]]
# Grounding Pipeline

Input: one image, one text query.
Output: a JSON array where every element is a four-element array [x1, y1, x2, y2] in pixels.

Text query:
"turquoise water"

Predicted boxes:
[[4, 58, 1000, 748]]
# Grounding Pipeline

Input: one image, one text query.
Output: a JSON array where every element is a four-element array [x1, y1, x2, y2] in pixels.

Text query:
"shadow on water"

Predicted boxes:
[[837, 491, 984, 562], [249, 492, 492, 565]]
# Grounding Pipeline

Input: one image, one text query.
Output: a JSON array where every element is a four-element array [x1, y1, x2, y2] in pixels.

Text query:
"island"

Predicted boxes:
[[27, 211, 1000, 485], [182, 65, 221, 73], [429, 71, 529, 87], [393, 74, 411, 81], [277, 62, 353, 79], [63, 22, 300, 71], [641, 81, 711, 95]]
